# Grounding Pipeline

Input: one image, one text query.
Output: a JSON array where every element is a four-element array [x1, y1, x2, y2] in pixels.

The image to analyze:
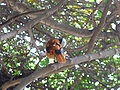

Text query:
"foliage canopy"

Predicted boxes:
[[0, 0, 120, 89]]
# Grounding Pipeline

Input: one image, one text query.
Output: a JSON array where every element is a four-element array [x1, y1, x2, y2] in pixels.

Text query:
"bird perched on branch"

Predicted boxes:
[[46, 38, 67, 63]]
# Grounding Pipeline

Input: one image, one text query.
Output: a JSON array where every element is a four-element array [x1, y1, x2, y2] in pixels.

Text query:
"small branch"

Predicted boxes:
[[28, 28, 44, 56], [34, 25, 54, 38], [0, 9, 45, 30], [66, 44, 88, 51], [86, 0, 112, 54], [29, 0, 67, 27]]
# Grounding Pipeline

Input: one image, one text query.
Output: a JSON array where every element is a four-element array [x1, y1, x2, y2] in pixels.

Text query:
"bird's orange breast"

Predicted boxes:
[[55, 54, 66, 63], [46, 39, 66, 63]]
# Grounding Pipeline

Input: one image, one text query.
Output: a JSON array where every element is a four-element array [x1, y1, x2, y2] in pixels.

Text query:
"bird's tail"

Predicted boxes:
[[55, 54, 66, 63]]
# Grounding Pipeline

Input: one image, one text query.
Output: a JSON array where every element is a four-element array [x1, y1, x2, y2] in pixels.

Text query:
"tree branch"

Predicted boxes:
[[0, 0, 67, 41], [0, 9, 45, 30], [13, 47, 120, 90], [66, 44, 88, 51], [3, 0, 116, 39], [86, 0, 112, 54], [1, 79, 22, 90]]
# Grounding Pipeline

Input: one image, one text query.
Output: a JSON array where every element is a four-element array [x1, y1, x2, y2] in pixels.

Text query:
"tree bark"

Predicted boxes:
[[13, 47, 120, 90]]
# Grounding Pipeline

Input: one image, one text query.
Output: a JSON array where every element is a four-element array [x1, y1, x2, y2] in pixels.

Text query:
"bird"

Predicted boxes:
[[46, 38, 67, 63]]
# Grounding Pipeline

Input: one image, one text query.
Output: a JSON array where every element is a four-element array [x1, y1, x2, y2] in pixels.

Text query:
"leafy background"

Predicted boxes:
[[0, 0, 120, 89]]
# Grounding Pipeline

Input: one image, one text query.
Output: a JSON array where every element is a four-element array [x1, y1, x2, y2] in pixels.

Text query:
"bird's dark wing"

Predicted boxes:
[[55, 48, 64, 54], [46, 45, 52, 53]]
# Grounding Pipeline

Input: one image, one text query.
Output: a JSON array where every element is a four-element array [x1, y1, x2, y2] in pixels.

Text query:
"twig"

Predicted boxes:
[[34, 25, 54, 38], [28, 28, 42, 56], [66, 44, 88, 51]]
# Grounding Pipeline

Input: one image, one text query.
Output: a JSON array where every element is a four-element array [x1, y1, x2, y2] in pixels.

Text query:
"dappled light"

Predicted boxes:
[[0, 0, 120, 90]]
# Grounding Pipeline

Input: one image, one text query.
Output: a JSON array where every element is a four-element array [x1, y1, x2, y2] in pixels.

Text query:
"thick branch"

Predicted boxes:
[[13, 47, 120, 90]]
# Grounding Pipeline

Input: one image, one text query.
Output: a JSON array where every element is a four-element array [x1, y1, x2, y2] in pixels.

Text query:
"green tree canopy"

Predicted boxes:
[[0, 0, 120, 90]]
